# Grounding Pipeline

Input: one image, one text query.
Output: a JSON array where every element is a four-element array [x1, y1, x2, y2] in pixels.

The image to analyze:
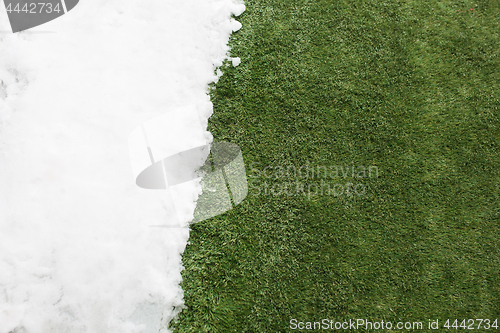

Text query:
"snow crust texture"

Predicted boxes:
[[0, 0, 244, 332]]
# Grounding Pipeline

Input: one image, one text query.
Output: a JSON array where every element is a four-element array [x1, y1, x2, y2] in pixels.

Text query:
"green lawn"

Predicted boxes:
[[171, 0, 500, 332]]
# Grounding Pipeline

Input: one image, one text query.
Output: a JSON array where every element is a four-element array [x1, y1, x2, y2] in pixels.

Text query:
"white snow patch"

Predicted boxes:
[[232, 57, 241, 67], [231, 4, 246, 17], [230, 19, 243, 32], [0, 0, 244, 332]]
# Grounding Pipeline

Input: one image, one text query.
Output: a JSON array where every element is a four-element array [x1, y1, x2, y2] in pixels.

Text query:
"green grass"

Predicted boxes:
[[171, 0, 500, 332]]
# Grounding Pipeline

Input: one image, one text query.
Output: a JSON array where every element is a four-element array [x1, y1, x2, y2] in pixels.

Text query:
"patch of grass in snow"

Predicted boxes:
[[172, 0, 500, 331]]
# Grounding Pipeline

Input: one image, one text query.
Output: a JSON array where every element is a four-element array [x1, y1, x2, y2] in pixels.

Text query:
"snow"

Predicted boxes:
[[231, 57, 241, 67], [0, 0, 244, 332]]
